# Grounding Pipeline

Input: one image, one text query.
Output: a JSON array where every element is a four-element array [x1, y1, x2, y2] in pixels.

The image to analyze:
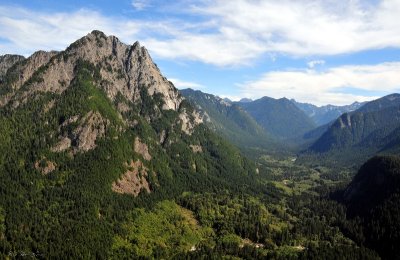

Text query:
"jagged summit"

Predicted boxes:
[[1, 30, 183, 111], [0, 30, 206, 152]]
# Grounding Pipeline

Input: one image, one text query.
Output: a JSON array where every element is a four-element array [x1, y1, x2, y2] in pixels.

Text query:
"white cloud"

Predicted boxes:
[[137, 0, 400, 66], [191, 0, 400, 57], [144, 33, 265, 66], [217, 94, 241, 102], [131, 0, 150, 11], [307, 60, 325, 68], [168, 78, 205, 90], [240, 62, 400, 106], [0, 7, 142, 56], [2, 1, 400, 66]]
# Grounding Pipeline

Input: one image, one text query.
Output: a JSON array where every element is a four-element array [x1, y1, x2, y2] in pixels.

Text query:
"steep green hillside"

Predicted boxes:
[[343, 156, 400, 259], [310, 105, 400, 153], [181, 88, 272, 149], [238, 97, 316, 139], [303, 94, 400, 167]]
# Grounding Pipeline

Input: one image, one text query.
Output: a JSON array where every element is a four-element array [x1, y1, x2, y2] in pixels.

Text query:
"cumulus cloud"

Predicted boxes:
[[139, 0, 400, 65], [2, 1, 400, 66], [191, 0, 400, 56], [239, 62, 400, 105], [0, 7, 143, 56]]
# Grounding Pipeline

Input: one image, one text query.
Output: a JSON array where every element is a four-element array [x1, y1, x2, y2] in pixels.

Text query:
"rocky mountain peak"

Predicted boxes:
[[1, 30, 183, 112], [65, 30, 182, 110]]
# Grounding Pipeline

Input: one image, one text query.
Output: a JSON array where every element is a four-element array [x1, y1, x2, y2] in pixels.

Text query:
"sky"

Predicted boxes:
[[1, 0, 400, 106]]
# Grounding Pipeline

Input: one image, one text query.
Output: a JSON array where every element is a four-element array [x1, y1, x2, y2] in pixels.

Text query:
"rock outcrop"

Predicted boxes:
[[134, 137, 152, 161], [2, 31, 183, 111], [112, 160, 151, 196], [34, 158, 56, 175], [0, 54, 25, 77], [52, 111, 109, 153]]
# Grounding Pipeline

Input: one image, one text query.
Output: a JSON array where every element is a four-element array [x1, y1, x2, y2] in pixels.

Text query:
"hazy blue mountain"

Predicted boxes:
[[356, 93, 400, 113], [238, 96, 316, 139], [239, 98, 252, 103], [304, 94, 400, 166], [292, 99, 366, 126]]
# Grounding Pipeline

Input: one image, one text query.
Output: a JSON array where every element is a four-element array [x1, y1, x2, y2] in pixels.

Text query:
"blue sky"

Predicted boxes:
[[1, 0, 400, 105]]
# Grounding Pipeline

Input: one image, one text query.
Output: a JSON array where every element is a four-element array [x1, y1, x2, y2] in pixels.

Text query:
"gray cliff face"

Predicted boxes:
[[64, 30, 183, 111], [0, 54, 26, 77], [1, 30, 183, 112], [0, 31, 203, 151]]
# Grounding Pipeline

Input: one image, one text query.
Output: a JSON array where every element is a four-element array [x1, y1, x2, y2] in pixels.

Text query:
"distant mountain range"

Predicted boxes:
[[292, 99, 366, 126], [305, 94, 400, 166], [237, 96, 316, 139], [181, 89, 400, 167]]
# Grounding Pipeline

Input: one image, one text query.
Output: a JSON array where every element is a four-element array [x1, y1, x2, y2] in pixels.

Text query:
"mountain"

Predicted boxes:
[[238, 96, 316, 139], [180, 88, 272, 149], [0, 54, 25, 76], [239, 98, 252, 103], [356, 93, 400, 113], [343, 155, 400, 259], [0, 31, 260, 258], [304, 94, 400, 166], [292, 99, 366, 126]]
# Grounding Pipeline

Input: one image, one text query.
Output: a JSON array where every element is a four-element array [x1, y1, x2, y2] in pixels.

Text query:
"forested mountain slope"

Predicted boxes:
[[238, 97, 316, 139], [181, 88, 272, 149], [0, 31, 260, 258], [343, 155, 400, 259], [303, 94, 400, 166]]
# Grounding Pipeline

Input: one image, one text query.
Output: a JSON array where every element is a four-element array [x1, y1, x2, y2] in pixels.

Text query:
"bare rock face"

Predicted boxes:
[[189, 145, 203, 153], [63, 30, 183, 110], [51, 137, 72, 153], [134, 137, 152, 161], [0, 54, 25, 77], [34, 158, 56, 175], [179, 109, 204, 135], [0, 50, 59, 106], [2, 30, 183, 112], [15, 50, 59, 89], [74, 111, 108, 152], [111, 160, 151, 196], [51, 111, 108, 153]]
